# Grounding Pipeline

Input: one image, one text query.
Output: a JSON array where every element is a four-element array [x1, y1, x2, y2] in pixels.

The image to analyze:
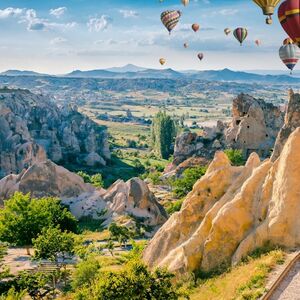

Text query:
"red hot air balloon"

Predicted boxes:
[[192, 23, 200, 32], [198, 53, 204, 61], [278, 0, 300, 46]]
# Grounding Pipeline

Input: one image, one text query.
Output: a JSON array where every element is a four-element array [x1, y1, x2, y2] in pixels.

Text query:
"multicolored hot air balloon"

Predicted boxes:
[[161, 10, 181, 35], [255, 39, 261, 46], [283, 37, 294, 45], [278, 0, 300, 46], [184, 43, 189, 48], [182, 0, 189, 6], [233, 28, 248, 46], [224, 28, 231, 36], [159, 58, 166, 65], [198, 53, 204, 61], [279, 43, 300, 74], [192, 23, 200, 32], [253, 0, 281, 24]]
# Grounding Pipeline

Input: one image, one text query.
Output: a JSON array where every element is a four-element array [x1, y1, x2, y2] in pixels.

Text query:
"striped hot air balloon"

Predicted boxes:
[[283, 37, 294, 45], [278, 0, 300, 46], [253, 0, 281, 24], [233, 28, 248, 46], [161, 10, 181, 35], [279, 43, 300, 74]]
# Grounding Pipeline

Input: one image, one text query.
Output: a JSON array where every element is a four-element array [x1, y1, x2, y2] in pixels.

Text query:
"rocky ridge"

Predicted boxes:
[[0, 88, 110, 178], [143, 92, 300, 274]]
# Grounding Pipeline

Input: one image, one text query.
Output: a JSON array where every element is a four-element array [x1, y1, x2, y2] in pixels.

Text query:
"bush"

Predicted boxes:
[[224, 149, 245, 166], [165, 199, 184, 215], [171, 166, 207, 198], [77, 172, 104, 188], [147, 171, 162, 185]]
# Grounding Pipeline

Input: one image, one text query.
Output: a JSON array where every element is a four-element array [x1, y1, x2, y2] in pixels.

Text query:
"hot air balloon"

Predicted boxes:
[[278, 0, 300, 46], [184, 43, 189, 48], [255, 39, 261, 46], [253, 0, 281, 24], [224, 28, 231, 36], [159, 58, 166, 65], [279, 43, 300, 74], [161, 10, 182, 35], [182, 0, 189, 6], [198, 53, 204, 61], [192, 23, 200, 32], [233, 28, 248, 46], [283, 37, 294, 45]]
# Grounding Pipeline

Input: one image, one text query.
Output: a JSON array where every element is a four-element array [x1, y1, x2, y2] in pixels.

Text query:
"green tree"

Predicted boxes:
[[171, 166, 207, 198], [108, 223, 132, 248], [0, 192, 77, 255], [72, 256, 101, 290], [224, 149, 245, 166], [74, 260, 184, 300], [77, 172, 104, 188], [33, 227, 75, 263], [105, 240, 115, 256], [151, 111, 176, 159]]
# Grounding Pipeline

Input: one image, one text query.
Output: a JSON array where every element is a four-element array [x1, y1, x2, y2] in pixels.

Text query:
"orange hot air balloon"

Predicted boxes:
[[255, 39, 261, 46], [159, 58, 166, 65], [253, 0, 281, 24], [192, 23, 200, 32], [278, 0, 300, 46], [283, 37, 294, 45], [182, 0, 189, 6]]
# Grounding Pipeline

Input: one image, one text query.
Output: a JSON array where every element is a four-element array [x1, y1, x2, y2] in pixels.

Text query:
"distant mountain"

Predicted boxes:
[[105, 64, 146, 73], [1, 70, 48, 77]]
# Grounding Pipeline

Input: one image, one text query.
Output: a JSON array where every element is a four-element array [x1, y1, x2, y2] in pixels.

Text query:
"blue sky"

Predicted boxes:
[[0, 0, 291, 73]]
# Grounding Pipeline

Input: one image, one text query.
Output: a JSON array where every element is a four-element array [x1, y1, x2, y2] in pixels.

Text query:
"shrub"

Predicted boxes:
[[224, 149, 245, 166]]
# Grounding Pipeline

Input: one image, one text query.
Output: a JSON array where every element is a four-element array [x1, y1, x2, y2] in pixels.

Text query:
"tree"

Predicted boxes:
[[0, 192, 77, 255], [72, 256, 101, 289], [224, 149, 245, 166], [151, 111, 176, 159], [108, 223, 132, 248], [105, 240, 115, 256], [77, 172, 104, 188], [74, 260, 184, 300], [33, 227, 75, 263], [171, 166, 207, 198]]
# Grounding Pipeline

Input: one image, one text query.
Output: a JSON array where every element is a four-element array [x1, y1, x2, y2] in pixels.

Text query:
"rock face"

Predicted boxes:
[[225, 93, 284, 158], [0, 88, 110, 178], [0, 160, 167, 230], [144, 122, 300, 274], [271, 90, 300, 161], [171, 94, 284, 171]]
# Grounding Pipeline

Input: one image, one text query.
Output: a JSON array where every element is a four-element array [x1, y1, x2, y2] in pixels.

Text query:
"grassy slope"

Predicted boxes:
[[189, 250, 285, 300]]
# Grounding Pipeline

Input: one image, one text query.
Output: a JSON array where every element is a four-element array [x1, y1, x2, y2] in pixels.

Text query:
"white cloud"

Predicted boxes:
[[219, 9, 239, 16], [50, 37, 67, 45], [0, 7, 24, 19], [87, 15, 112, 32], [50, 7, 67, 18], [119, 10, 139, 18]]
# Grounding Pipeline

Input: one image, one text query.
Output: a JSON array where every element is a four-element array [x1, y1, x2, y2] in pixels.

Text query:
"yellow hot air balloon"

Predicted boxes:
[[252, 0, 281, 24], [159, 58, 166, 65], [181, 0, 189, 6]]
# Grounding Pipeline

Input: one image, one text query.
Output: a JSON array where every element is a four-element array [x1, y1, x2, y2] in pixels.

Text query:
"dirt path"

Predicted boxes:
[[269, 258, 300, 300]]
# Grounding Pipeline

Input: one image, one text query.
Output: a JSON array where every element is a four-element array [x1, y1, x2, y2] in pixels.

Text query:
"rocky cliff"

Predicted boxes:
[[171, 94, 284, 172], [0, 88, 110, 178], [0, 160, 167, 230], [143, 94, 300, 275]]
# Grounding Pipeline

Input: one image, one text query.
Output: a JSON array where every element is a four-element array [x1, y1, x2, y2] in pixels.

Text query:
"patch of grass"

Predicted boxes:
[[189, 249, 285, 300], [78, 216, 106, 233]]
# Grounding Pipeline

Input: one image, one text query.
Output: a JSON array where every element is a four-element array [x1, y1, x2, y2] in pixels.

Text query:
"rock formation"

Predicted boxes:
[[143, 95, 300, 274], [171, 94, 284, 173], [0, 88, 110, 178], [0, 160, 167, 230], [271, 90, 300, 161], [225, 93, 284, 158]]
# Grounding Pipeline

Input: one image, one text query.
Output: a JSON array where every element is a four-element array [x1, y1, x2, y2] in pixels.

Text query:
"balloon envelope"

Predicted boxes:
[[224, 28, 231, 35], [182, 0, 189, 6], [192, 23, 200, 32], [184, 43, 189, 48], [233, 28, 248, 45], [279, 43, 300, 72], [253, 0, 281, 24], [161, 10, 181, 34], [283, 37, 294, 45], [278, 0, 300, 46], [198, 53, 204, 61], [255, 39, 261, 46], [159, 58, 166, 65]]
